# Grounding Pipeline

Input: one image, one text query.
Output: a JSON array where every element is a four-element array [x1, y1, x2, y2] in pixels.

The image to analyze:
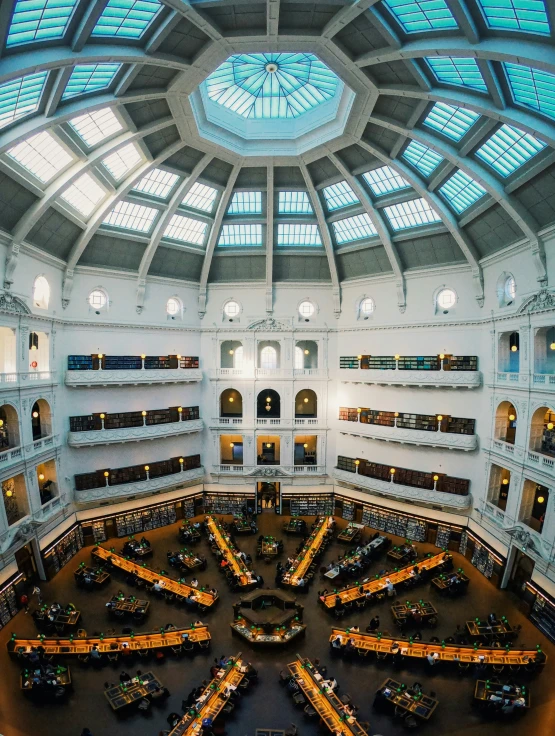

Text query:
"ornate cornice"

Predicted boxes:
[[0, 292, 31, 315], [517, 288, 555, 315]]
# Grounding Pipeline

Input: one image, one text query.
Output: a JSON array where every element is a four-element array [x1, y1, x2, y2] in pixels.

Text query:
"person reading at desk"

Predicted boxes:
[[426, 652, 439, 666], [368, 615, 380, 632], [331, 636, 343, 650], [119, 671, 132, 683], [488, 612, 498, 625]]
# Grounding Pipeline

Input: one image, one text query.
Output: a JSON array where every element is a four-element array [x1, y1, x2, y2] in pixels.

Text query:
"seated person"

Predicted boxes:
[[330, 636, 343, 649], [488, 612, 498, 626]]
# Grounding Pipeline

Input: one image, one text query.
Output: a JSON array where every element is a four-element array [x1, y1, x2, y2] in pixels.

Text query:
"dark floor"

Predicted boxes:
[[1, 513, 554, 736]]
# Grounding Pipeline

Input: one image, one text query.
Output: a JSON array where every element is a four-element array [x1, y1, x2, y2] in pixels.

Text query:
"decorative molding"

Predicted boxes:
[[505, 525, 553, 561], [247, 317, 293, 331], [0, 519, 42, 554], [339, 423, 478, 451], [65, 368, 202, 387], [517, 288, 555, 315], [73, 466, 205, 503], [68, 419, 203, 447], [0, 292, 31, 315]]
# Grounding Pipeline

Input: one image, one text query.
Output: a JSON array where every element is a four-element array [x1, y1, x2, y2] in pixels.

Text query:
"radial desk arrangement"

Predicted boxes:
[[169, 653, 248, 735], [8, 625, 211, 657], [91, 546, 218, 608], [283, 516, 334, 587], [205, 514, 257, 587], [320, 551, 451, 609], [231, 588, 305, 644], [287, 655, 369, 735], [329, 629, 547, 669]]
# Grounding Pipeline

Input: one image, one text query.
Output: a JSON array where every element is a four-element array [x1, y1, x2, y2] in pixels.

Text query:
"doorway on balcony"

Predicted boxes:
[[257, 389, 280, 419], [294, 435, 317, 466], [257, 436, 279, 465]]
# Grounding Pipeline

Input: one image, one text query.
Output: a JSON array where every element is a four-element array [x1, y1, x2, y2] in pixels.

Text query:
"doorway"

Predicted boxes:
[[257, 482, 280, 513], [15, 543, 39, 582], [508, 549, 535, 597]]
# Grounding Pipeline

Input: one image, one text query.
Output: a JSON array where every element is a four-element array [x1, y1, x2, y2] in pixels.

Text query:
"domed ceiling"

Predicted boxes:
[[0, 0, 554, 315]]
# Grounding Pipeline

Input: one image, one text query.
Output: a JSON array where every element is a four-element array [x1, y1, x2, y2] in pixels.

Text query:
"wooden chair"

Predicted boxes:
[[199, 639, 210, 649]]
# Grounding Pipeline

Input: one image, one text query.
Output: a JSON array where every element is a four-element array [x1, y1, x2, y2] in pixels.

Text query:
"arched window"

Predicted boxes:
[[33, 276, 50, 309], [234, 345, 244, 369], [260, 346, 277, 369], [88, 288, 108, 311], [295, 346, 304, 370]]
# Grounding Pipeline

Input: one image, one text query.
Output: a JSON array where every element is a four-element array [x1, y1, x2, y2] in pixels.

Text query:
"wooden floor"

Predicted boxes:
[[1, 512, 553, 736]]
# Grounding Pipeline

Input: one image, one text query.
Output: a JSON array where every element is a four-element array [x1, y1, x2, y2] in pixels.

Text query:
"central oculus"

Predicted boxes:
[[204, 52, 340, 119]]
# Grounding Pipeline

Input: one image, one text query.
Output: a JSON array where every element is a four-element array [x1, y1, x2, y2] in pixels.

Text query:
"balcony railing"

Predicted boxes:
[[0, 371, 56, 389], [533, 373, 555, 389], [210, 368, 327, 380], [340, 355, 480, 389], [213, 417, 244, 426], [66, 354, 201, 386], [527, 449, 555, 477], [0, 434, 59, 473], [212, 464, 326, 476]]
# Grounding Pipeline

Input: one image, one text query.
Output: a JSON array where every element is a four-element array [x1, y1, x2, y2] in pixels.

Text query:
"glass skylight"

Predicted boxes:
[[423, 102, 480, 141], [164, 215, 207, 245], [7, 0, 78, 46], [91, 0, 162, 39], [322, 181, 359, 211], [478, 0, 550, 34], [102, 143, 142, 181], [504, 62, 555, 120], [133, 168, 179, 199], [228, 192, 262, 214], [277, 224, 322, 246], [363, 166, 410, 196], [0, 72, 47, 130], [383, 0, 457, 32], [439, 170, 487, 213], [218, 224, 263, 247], [332, 214, 377, 244], [69, 108, 123, 147], [205, 53, 340, 119], [278, 191, 313, 214], [402, 140, 444, 176], [182, 182, 218, 212], [384, 198, 442, 230], [61, 173, 105, 216], [8, 131, 73, 183], [62, 64, 121, 100], [426, 57, 487, 92], [103, 200, 158, 232], [475, 123, 546, 176]]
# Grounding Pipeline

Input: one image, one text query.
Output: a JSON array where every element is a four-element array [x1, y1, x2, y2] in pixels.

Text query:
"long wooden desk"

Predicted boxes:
[[206, 515, 256, 587], [34, 606, 81, 630], [74, 564, 110, 588], [8, 625, 211, 657], [283, 516, 333, 586], [321, 552, 449, 608], [329, 629, 547, 668], [92, 546, 217, 607], [324, 536, 388, 580], [107, 594, 149, 617], [474, 679, 530, 708], [21, 665, 72, 692], [375, 678, 438, 720], [288, 656, 368, 735], [466, 619, 515, 642], [283, 519, 306, 534], [169, 654, 247, 735], [337, 523, 363, 543], [391, 600, 437, 625], [105, 671, 162, 710], [431, 571, 469, 593]]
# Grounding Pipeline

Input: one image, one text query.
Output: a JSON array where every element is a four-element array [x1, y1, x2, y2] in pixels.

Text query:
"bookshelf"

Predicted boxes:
[[336, 455, 358, 473], [339, 357, 359, 369], [203, 494, 251, 515], [92, 521, 107, 543], [341, 500, 355, 521], [530, 595, 555, 643], [445, 356, 478, 371], [362, 356, 397, 370], [0, 581, 18, 630], [338, 407, 358, 422], [104, 356, 142, 370], [43, 526, 84, 577], [339, 355, 478, 372], [339, 408, 476, 436], [398, 356, 440, 371], [290, 495, 333, 516], [75, 455, 200, 491], [397, 413, 437, 432], [459, 530, 468, 556], [182, 498, 195, 519], [445, 416, 476, 435], [69, 415, 100, 432], [435, 525, 451, 549], [67, 355, 199, 371], [114, 502, 178, 536], [67, 356, 93, 371], [360, 504, 427, 541], [360, 409, 395, 427], [471, 542, 495, 579]]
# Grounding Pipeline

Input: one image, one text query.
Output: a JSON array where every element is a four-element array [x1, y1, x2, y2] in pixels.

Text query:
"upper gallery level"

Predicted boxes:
[[495, 320, 555, 394], [65, 354, 201, 386], [0, 325, 56, 390]]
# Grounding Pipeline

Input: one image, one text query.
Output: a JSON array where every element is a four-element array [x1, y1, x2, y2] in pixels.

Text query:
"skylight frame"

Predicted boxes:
[[362, 166, 410, 196], [439, 170, 487, 213], [322, 181, 360, 211], [227, 191, 263, 215], [68, 108, 124, 148], [0, 72, 47, 130], [218, 223, 263, 247], [7, 130, 74, 183], [278, 191, 313, 214], [62, 63, 121, 101], [60, 173, 106, 217], [133, 168, 179, 199], [384, 197, 442, 231], [103, 200, 158, 233], [426, 57, 488, 92], [182, 182, 219, 213], [402, 140, 444, 176], [7, 0, 79, 47], [332, 213, 378, 244], [477, 0, 550, 35], [475, 123, 546, 177], [423, 102, 481, 141], [91, 0, 163, 40], [504, 62, 555, 120], [383, 0, 458, 33], [101, 142, 142, 181], [164, 214, 208, 245], [277, 223, 322, 246]]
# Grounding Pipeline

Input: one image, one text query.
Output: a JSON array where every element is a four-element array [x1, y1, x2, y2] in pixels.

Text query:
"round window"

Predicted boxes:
[[88, 289, 107, 310], [360, 297, 375, 316], [224, 300, 240, 318], [436, 288, 456, 311], [299, 300, 315, 319], [167, 297, 181, 316]]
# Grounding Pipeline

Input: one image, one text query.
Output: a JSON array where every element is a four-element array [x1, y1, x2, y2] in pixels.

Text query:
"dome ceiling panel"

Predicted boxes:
[[0, 0, 552, 312]]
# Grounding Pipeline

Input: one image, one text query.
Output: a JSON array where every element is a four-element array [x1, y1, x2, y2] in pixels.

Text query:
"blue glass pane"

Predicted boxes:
[[62, 63, 121, 100], [363, 165, 410, 195], [0, 71, 47, 129], [322, 181, 359, 210], [439, 170, 487, 213], [278, 191, 313, 214], [92, 0, 162, 39], [504, 62, 555, 120], [475, 123, 546, 176], [383, 0, 457, 32], [332, 214, 377, 244], [228, 192, 262, 214], [277, 224, 322, 246], [205, 53, 340, 119], [402, 140, 444, 176], [218, 224, 263, 246], [7, 0, 78, 46], [384, 198, 441, 230], [423, 102, 480, 141], [426, 57, 488, 91], [478, 0, 550, 34]]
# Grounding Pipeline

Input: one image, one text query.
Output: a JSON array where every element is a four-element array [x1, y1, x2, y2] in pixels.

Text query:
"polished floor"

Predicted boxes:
[[1, 513, 554, 736]]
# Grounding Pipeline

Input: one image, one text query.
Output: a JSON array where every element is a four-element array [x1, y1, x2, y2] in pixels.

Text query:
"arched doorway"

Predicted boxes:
[[257, 389, 280, 418], [257, 482, 280, 513]]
